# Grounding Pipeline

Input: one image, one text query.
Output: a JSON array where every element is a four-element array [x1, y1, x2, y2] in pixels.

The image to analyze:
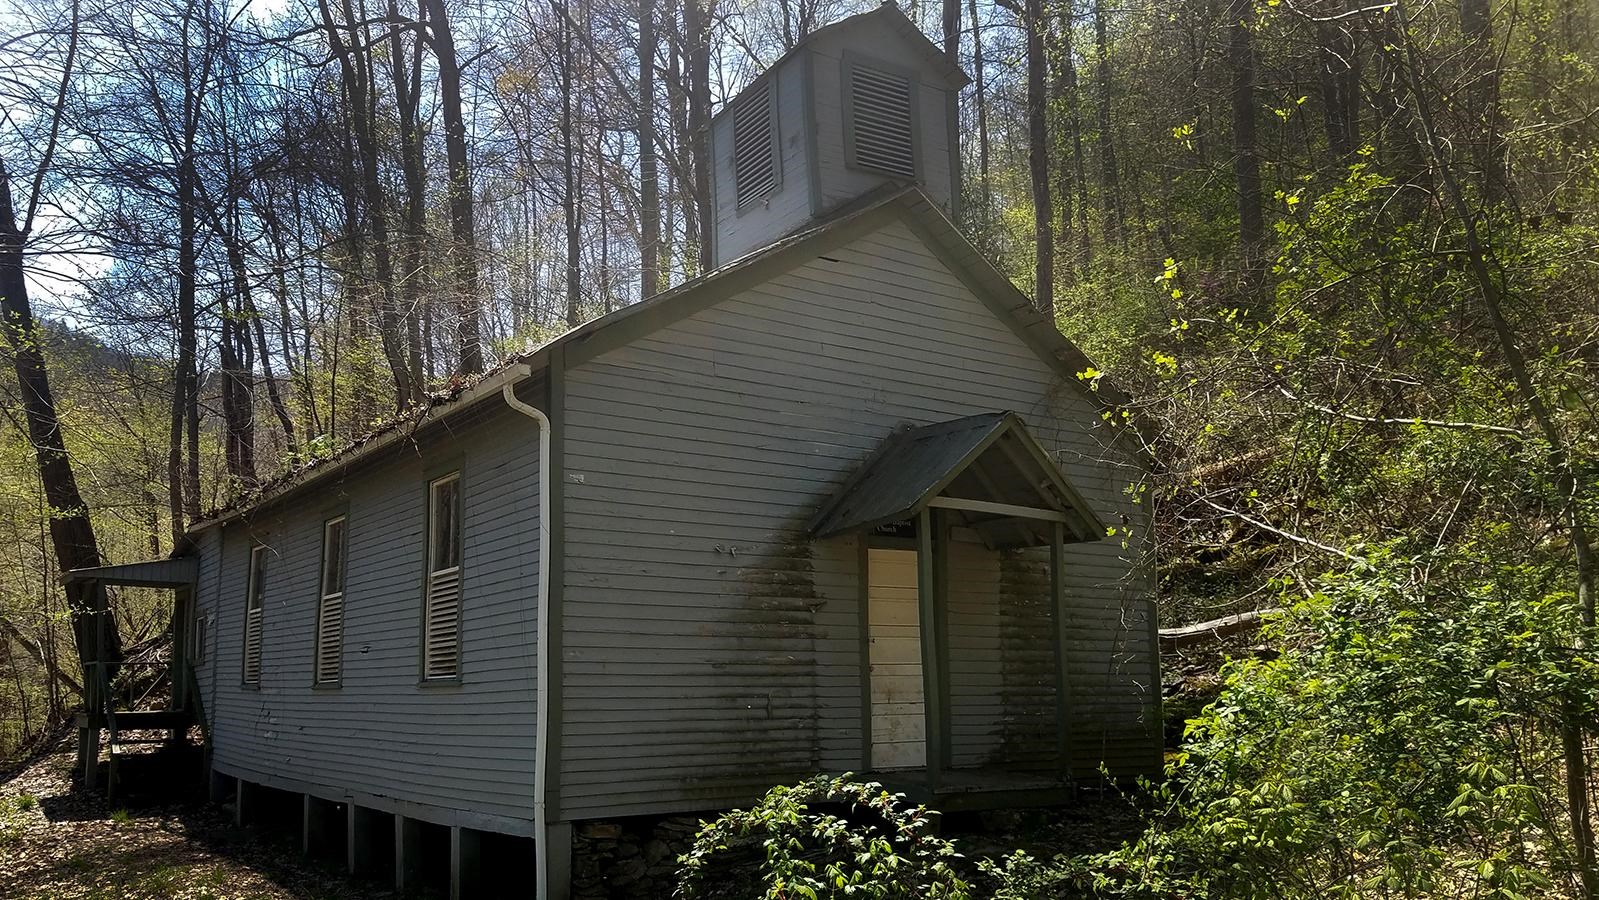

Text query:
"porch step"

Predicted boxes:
[[109, 710, 190, 731]]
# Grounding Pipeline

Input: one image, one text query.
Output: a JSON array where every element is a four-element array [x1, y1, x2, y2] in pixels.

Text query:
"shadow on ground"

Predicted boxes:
[[0, 736, 414, 900]]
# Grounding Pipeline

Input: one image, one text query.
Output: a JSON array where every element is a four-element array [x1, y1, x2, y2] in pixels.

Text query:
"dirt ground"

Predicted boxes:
[[0, 737, 391, 900], [0, 733, 1147, 899]]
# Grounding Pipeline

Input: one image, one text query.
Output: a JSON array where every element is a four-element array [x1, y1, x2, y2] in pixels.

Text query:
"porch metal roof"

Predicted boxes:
[[808, 411, 1106, 548], [62, 557, 198, 587]]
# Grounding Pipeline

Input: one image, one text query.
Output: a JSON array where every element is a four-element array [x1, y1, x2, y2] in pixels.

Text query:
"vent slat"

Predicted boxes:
[[849, 64, 916, 179], [242, 607, 262, 685], [315, 592, 343, 685], [733, 81, 777, 207], [423, 568, 462, 679]]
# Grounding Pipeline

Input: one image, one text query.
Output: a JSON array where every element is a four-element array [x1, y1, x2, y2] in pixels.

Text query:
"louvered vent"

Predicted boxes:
[[849, 64, 916, 179], [242, 606, 262, 684], [733, 81, 778, 207], [423, 568, 462, 679], [315, 594, 343, 684], [315, 517, 346, 685], [242, 545, 266, 685]]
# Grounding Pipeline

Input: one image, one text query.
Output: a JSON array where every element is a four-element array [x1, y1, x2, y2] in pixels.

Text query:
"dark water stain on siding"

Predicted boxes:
[[995, 549, 1057, 771], [680, 534, 826, 791]]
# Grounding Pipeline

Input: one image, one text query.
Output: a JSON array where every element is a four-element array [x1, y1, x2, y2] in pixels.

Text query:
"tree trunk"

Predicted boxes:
[[176, 150, 202, 526], [1024, 0, 1053, 311], [942, 0, 959, 61], [1093, 0, 1124, 246], [0, 157, 122, 678], [639, 0, 662, 300], [1394, 5, 1597, 893], [1051, 6, 1081, 276], [684, 0, 713, 271], [1226, 0, 1264, 290], [421, 0, 484, 376], [390, 0, 428, 391], [968, 0, 991, 224], [1315, 11, 1359, 161], [1459, 0, 1507, 203], [559, 0, 582, 326], [320, 0, 415, 409]]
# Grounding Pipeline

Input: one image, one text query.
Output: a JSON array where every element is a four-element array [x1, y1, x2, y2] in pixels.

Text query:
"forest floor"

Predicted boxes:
[[0, 732, 1151, 899], [0, 736, 390, 900]]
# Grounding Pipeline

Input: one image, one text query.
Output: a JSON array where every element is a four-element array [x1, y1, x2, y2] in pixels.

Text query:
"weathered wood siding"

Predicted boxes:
[[806, 20, 956, 214], [558, 216, 1156, 819], [710, 54, 812, 267], [188, 386, 543, 831], [710, 16, 960, 269]]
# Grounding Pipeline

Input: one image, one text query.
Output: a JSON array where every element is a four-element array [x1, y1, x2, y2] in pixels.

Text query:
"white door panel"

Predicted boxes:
[[869, 548, 925, 770]]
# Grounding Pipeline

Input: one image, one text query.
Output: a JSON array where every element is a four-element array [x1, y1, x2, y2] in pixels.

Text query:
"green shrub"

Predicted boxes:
[[675, 774, 969, 899], [1080, 558, 1596, 899]]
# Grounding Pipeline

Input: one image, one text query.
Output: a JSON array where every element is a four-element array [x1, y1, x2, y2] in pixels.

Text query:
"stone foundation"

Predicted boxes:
[[571, 815, 702, 899]]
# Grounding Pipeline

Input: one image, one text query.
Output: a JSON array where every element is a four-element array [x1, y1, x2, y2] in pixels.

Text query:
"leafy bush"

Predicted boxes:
[[675, 774, 969, 899], [1080, 557, 1599, 899]]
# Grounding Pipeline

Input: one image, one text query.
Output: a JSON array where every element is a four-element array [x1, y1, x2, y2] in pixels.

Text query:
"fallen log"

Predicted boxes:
[[1159, 608, 1282, 652]]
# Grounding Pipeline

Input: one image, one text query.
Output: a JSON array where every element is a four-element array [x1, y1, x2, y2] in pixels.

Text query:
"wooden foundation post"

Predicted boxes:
[[395, 815, 422, 894], [348, 805, 391, 877], [546, 820, 574, 900], [450, 825, 482, 900], [234, 779, 254, 828]]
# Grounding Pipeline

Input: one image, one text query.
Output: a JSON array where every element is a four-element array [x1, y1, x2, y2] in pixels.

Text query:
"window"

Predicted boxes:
[[732, 79, 778, 207], [242, 545, 267, 685], [314, 516, 347, 686], [423, 473, 463, 680], [191, 611, 207, 665], [844, 60, 917, 180]]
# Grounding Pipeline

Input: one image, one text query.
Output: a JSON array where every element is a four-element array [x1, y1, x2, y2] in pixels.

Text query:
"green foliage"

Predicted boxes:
[[1078, 557, 1595, 899], [675, 775, 969, 899]]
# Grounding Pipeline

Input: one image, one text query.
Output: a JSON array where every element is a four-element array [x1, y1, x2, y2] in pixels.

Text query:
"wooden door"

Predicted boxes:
[[868, 548, 925, 769]]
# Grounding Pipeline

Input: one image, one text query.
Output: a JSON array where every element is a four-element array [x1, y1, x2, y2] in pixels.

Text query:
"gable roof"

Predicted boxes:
[[193, 185, 1131, 531], [710, 3, 970, 129], [808, 411, 1107, 547]]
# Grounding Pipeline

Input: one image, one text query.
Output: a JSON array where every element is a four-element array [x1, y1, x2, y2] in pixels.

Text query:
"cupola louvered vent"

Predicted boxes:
[[733, 81, 778, 207], [847, 63, 916, 179]]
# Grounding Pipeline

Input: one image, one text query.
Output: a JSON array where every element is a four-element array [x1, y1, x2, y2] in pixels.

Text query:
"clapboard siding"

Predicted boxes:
[[559, 216, 1156, 819], [947, 538, 1004, 768], [807, 20, 955, 213], [711, 55, 811, 267], [189, 385, 543, 829], [710, 9, 959, 269]]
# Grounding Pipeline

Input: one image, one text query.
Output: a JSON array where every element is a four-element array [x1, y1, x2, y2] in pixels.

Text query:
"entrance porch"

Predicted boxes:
[[811, 412, 1107, 803]]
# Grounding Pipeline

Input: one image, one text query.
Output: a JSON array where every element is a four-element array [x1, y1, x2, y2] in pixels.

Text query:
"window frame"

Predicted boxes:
[[312, 514, 349, 688], [840, 52, 923, 182], [191, 608, 207, 666], [419, 469, 466, 684], [241, 543, 268, 687]]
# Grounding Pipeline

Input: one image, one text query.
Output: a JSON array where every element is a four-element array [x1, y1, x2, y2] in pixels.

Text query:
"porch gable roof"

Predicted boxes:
[[808, 411, 1107, 548]]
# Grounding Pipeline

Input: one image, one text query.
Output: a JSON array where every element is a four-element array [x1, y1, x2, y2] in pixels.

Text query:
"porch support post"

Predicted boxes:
[[917, 508, 947, 790], [171, 585, 192, 712], [1051, 521, 1074, 778]]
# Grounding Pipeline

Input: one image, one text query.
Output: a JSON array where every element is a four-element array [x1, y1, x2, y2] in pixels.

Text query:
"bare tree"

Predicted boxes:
[[0, 0, 122, 681]]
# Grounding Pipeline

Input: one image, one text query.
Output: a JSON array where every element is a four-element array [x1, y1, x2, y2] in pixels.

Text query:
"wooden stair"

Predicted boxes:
[[105, 707, 194, 800]]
